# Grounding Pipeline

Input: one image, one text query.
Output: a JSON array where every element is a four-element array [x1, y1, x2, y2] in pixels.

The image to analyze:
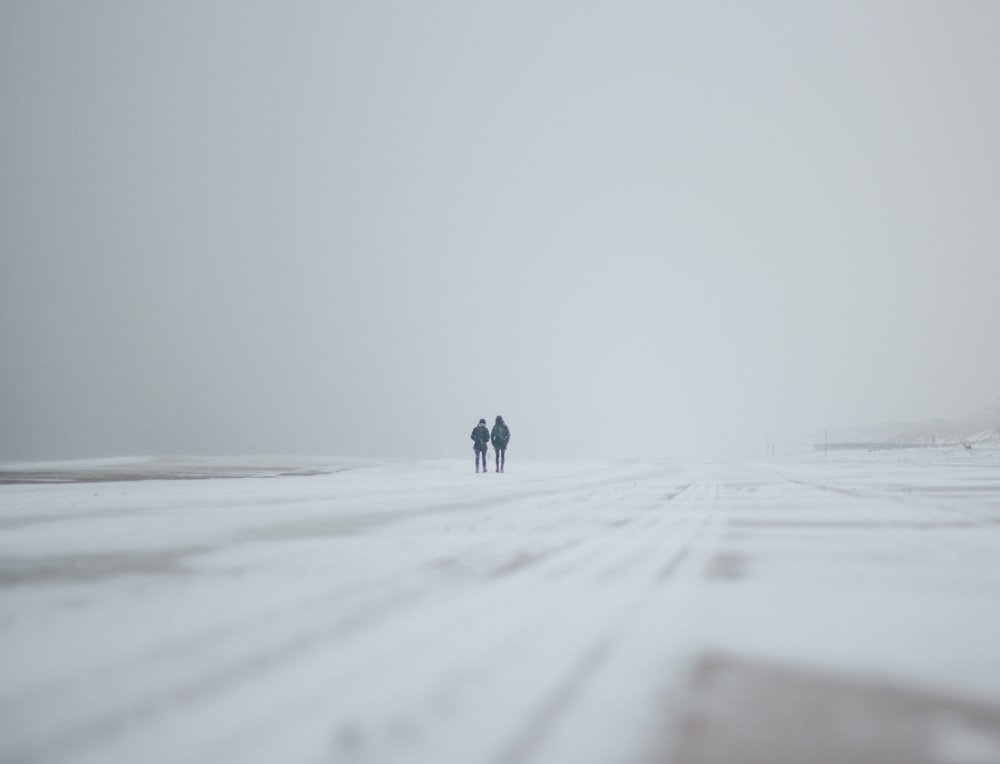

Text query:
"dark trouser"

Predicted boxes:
[[495, 447, 506, 472], [475, 448, 487, 470]]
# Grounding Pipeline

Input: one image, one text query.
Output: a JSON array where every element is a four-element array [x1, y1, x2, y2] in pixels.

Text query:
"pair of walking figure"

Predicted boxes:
[[471, 416, 510, 473]]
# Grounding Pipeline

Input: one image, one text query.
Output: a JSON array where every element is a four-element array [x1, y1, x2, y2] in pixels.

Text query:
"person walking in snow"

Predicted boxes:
[[471, 418, 491, 473], [491, 415, 510, 473]]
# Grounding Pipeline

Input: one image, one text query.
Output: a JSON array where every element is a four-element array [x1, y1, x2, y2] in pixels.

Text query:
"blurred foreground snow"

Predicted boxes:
[[1, 450, 999, 763]]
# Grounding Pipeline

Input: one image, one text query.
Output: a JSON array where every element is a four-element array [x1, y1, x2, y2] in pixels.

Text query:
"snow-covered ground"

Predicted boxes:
[[1, 450, 999, 764]]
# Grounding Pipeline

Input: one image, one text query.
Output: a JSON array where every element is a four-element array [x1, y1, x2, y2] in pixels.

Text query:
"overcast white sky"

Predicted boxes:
[[2, 1, 998, 461]]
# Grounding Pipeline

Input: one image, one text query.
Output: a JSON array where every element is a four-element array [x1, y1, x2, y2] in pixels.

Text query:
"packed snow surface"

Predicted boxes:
[[1, 450, 999, 763]]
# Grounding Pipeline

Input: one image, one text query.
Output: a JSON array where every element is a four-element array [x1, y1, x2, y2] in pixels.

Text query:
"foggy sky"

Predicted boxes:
[[2, 1, 999, 461]]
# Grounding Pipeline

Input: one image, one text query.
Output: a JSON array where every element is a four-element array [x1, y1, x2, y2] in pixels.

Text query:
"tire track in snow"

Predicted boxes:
[[775, 470, 994, 528], [1, 464, 708, 764], [195, 473, 710, 763], [0, 471, 664, 722], [480, 482, 717, 764], [490, 639, 613, 764]]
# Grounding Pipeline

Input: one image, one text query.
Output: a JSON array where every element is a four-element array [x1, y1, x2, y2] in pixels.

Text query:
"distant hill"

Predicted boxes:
[[821, 406, 1000, 448]]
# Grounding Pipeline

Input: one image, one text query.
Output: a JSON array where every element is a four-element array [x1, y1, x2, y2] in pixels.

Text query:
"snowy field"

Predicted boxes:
[[1, 450, 999, 764]]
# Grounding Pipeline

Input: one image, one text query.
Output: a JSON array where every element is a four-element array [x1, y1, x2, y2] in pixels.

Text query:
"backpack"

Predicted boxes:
[[473, 425, 488, 446], [494, 423, 509, 446]]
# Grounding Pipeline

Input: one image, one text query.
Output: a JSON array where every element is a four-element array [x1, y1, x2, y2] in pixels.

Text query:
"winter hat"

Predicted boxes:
[[479, 419, 486, 424]]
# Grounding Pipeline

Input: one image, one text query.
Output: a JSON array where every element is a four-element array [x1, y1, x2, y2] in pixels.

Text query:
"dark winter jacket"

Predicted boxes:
[[491, 418, 510, 449], [471, 424, 490, 452]]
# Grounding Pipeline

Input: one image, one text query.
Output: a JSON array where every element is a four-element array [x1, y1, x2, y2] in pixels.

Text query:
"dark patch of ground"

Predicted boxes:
[[0, 548, 205, 587], [646, 653, 1000, 764], [0, 466, 336, 485]]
